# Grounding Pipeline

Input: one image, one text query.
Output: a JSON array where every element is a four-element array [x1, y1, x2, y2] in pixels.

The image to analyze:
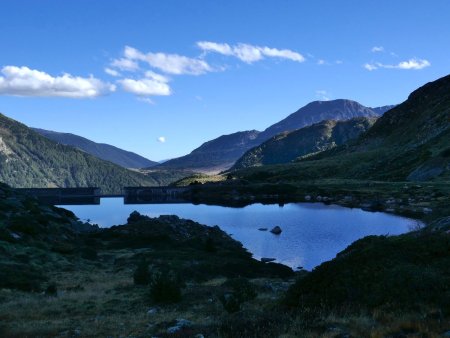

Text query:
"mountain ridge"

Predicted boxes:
[[0, 113, 161, 194], [33, 128, 158, 169], [232, 117, 377, 170], [232, 74, 450, 183], [158, 100, 394, 173]]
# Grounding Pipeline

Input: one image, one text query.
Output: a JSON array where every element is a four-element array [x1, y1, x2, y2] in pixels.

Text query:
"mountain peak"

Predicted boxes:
[[257, 99, 391, 142]]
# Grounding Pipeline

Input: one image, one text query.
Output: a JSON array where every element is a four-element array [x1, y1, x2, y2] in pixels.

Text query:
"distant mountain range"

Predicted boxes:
[[0, 114, 169, 194], [232, 117, 377, 170], [255, 100, 394, 142], [158, 130, 260, 173], [158, 100, 394, 173], [33, 128, 158, 169], [234, 75, 450, 182]]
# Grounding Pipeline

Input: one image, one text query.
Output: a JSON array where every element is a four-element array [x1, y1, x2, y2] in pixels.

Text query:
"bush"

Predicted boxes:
[[45, 283, 58, 296], [133, 261, 151, 285], [0, 264, 46, 292], [204, 236, 217, 253], [219, 278, 257, 313], [149, 270, 182, 303], [219, 292, 241, 313]]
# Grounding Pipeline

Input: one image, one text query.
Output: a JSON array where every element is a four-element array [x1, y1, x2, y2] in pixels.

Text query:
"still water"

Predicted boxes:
[[61, 198, 419, 270]]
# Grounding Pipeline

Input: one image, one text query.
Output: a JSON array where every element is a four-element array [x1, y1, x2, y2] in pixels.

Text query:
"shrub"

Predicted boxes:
[[219, 292, 241, 313], [81, 247, 98, 260], [133, 261, 151, 285], [45, 283, 58, 296], [149, 270, 182, 303], [0, 263, 46, 292], [203, 236, 217, 253], [219, 278, 257, 313]]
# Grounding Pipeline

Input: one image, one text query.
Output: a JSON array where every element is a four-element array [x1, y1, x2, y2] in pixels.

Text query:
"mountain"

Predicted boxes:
[[256, 100, 394, 142], [33, 128, 157, 169], [234, 75, 450, 182], [158, 100, 393, 173], [232, 117, 377, 170], [0, 113, 162, 194], [157, 130, 260, 173]]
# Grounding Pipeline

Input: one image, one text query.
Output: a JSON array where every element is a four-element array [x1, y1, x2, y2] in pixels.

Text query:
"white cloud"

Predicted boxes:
[[364, 58, 431, 71], [396, 58, 431, 70], [315, 90, 330, 101], [118, 69, 171, 97], [137, 97, 155, 105], [123, 46, 212, 75], [232, 43, 263, 63], [364, 63, 378, 71], [335, 60, 343, 65], [119, 77, 171, 96], [104, 67, 120, 77], [157, 136, 166, 143], [0, 65, 115, 98], [317, 59, 326, 65], [260, 46, 304, 62], [197, 41, 233, 55], [144, 70, 170, 83], [110, 58, 139, 71], [197, 41, 305, 64], [371, 46, 384, 53]]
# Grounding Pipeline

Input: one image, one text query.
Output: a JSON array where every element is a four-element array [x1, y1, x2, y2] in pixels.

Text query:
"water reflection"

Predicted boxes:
[[60, 198, 418, 270]]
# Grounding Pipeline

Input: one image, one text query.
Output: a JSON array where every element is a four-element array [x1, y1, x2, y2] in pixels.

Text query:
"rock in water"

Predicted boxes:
[[270, 226, 282, 235], [261, 258, 276, 263]]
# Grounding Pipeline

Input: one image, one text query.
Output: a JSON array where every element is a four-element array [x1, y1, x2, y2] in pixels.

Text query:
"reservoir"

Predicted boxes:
[[60, 197, 419, 270]]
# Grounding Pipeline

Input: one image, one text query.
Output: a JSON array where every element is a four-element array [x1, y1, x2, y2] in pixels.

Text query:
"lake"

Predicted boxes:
[[60, 198, 420, 270]]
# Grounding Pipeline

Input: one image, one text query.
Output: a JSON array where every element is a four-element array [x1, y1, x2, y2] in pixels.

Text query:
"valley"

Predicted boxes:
[[0, 16, 449, 335]]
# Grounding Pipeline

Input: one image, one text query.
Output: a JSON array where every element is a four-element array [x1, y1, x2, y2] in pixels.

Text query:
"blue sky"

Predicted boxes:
[[1, 1, 449, 161]]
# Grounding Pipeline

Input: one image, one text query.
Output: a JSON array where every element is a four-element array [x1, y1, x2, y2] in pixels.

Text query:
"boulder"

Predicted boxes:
[[261, 258, 276, 263], [270, 226, 282, 235], [167, 319, 193, 334]]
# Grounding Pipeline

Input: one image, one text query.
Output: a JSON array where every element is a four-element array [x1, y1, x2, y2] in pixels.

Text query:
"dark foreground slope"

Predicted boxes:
[[233, 117, 376, 169], [0, 184, 292, 337], [233, 75, 450, 183], [1, 182, 449, 337], [0, 113, 160, 194], [34, 128, 158, 169]]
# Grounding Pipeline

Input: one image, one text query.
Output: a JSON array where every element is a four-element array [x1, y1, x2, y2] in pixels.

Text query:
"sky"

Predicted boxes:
[[1, 1, 450, 161]]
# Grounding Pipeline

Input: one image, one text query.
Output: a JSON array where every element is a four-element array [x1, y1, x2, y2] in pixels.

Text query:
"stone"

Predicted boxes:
[[167, 319, 193, 334], [10, 232, 21, 239], [304, 195, 311, 201], [258, 227, 268, 231], [270, 226, 282, 235], [423, 207, 433, 214], [261, 257, 276, 263], [147, 307, 158, 315]]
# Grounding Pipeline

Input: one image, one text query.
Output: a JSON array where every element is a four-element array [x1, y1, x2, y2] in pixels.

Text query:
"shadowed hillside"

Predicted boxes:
[[34, 128, 158, 169], [0, 113, 161, 194], [232, 117, 377, 169], [232, 75, 450, 183]]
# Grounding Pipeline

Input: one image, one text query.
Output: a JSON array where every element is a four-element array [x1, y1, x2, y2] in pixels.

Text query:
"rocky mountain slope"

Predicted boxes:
[[157, 130, 260, 173], [232, 117, 377, 169], [33, 128, 158, 169], [255, 100, 393, 142], [158, 100, 393, 173], [232, 75, 450, 183], [0, 113, 161, 194]]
